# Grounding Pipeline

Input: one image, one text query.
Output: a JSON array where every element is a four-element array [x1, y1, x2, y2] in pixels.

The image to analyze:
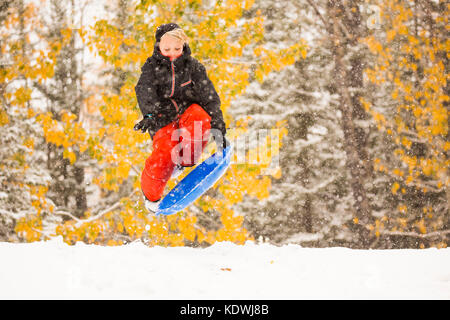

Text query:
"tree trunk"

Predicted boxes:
[[38, 0, 87, 218], [327, 0, 372, 247]]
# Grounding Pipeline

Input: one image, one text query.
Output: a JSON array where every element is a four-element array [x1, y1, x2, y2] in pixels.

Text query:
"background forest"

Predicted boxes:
[[0, 0, 448, 249]]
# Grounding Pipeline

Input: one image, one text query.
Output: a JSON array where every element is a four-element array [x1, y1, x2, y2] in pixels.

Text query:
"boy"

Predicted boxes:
[[134, 23, 226, 212]]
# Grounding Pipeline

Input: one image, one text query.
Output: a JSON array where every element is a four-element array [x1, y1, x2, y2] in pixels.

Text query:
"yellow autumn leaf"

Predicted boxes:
[[391, 182, 400, 195]]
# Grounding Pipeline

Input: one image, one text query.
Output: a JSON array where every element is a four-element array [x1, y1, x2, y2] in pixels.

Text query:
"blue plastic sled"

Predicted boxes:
[[154, 145, 233, 216]]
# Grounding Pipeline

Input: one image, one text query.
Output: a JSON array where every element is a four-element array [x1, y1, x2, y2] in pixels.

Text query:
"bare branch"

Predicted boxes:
[[53, 210, 81, 221], [74, 189, 138, 227], [379, 166, 442, 193], [51, 189, 140, 228], [305, 0, 332, 33], [33, 80, 63, 104], [202, 58, 254, 66], [0, 208, 28, 218], [337, 19, 352, 39], [380, 229, 450, 239], [131, 165, 141, 176]]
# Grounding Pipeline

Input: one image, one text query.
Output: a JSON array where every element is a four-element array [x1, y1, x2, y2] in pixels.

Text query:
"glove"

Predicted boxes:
[[211, 120, 229, 149], [134, 115, 155, 133], [221, 137, 230, 149], [211, 119, 228, 150], [211, 118, 226, 137]]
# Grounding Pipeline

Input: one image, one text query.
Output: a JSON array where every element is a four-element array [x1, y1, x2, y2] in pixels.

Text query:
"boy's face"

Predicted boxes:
[[159, 34, 183, 60]]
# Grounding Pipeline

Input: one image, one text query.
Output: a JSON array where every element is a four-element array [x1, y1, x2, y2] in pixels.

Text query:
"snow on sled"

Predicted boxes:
[[153, 144, 232, 216]]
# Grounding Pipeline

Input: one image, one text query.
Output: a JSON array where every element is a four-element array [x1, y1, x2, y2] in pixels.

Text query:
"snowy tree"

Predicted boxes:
[[227, 0, 378, 247], [360, 0, 449, 248], [32, 0, 93, 218], [229, 0, 344, 245], [0, 0, 53, 241], [320, 0, 375, 247]]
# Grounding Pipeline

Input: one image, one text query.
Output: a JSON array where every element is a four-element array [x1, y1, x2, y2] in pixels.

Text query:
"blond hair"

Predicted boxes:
[[161, 28, 189, 44]]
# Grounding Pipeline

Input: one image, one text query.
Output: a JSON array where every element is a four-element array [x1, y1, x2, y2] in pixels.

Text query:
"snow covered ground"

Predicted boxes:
[[1, 238, 449, 299]]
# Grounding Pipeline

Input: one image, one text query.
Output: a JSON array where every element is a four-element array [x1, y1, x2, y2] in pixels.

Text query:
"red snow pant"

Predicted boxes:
[[141, 103, 211, 201]]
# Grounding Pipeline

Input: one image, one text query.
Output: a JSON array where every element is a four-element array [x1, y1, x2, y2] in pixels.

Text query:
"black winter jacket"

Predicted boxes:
[[135, 42, 226, 137]]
